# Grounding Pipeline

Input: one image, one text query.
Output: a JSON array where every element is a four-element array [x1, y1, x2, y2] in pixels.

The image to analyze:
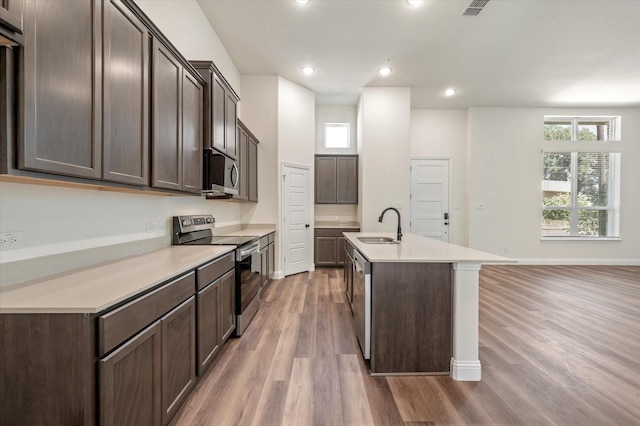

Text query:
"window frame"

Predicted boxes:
[[541, 150, 621, 240], [323, 123, 351, 149], [544, 116, 621, 142]]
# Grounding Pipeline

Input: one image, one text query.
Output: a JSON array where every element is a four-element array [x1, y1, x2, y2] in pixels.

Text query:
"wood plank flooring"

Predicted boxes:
[[171, 265, 640, 425]]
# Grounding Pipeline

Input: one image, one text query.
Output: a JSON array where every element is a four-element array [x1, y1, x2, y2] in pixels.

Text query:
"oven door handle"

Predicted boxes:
[[238, 241, 260, 259]]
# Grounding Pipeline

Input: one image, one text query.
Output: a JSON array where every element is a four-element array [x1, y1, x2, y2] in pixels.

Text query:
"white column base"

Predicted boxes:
[[451, 358, 482, 381]]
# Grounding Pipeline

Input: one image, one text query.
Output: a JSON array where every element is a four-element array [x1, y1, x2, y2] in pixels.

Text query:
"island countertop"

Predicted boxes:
[[343, 232, 514, 264], [0, 245, 235, 314]]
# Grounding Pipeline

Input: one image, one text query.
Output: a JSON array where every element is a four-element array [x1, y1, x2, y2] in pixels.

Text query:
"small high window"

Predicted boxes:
[[324, 123, 350, 148], [544, 116, 620, 141]]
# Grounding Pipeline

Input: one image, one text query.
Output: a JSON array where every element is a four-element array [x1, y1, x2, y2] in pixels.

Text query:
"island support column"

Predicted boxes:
[[451, 262, 482, 381]]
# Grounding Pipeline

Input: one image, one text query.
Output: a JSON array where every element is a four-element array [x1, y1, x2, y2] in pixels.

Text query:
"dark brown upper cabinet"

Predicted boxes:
[[151, 38, 203, 194], [235, 119, 259, 202], [315, 155, 358, 204], [190, 61, 239, 160], [0, 0, 23, 39], [102, 0, 149, 186], [19, 0, 102, 180], [14, 0, 204, 194]]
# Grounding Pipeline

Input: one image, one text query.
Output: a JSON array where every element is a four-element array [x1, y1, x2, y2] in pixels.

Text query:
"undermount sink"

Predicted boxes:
[[357, 236, 399, 244]]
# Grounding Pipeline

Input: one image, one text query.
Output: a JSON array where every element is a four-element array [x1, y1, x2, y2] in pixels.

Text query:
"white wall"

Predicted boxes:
[[359, 87, 411, 233], [238, 75, 279, 226], [134, 0, 241, 98], [466, 107, 640, 263], [278, 77, 316, 272], [315, 105, 358, 155], [410, 109, 468, 245]]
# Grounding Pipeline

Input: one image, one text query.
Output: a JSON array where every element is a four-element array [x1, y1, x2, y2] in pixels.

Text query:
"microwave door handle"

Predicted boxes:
[[231, 163, 239, 189]]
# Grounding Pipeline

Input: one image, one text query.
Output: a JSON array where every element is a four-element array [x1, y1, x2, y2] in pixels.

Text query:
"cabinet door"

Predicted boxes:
[[103, 0, 149, 185], [211, 75, 225, 153], [220, 269, 236, 342], [336, 156, 358, 204], [100, 321, 162, 426], [248, 137, 258, 202], [20, 0, 102, 179], [225, 91, 237, 158], [151, 38, 181, 191], [181, 70, 203, 193], [161, 296, 196, 425], [268, 241, 275, 280], [260, 247, 269, 288], [315, 156, 337, 203], [235, 124, 249, 200], [196, 278, 221, 375], [315, 236, 338, 266], [0, 0, 23, 33], [337, 237, 346, 266]]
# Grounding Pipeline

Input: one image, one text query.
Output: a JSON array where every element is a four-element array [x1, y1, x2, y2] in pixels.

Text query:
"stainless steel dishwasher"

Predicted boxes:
[[353, 249, 371, 359]]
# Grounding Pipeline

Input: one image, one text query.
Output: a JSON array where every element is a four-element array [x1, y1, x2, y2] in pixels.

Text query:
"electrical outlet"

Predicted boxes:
[[503, 245, 509, 253], [0, 232, 24, 250], [146, 222, 157, 233]]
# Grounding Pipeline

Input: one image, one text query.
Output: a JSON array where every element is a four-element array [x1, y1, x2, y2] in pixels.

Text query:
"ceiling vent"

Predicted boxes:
[[462, 0, 490, 16]]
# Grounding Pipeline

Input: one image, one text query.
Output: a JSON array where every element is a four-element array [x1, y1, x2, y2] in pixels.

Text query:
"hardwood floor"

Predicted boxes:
[[171, 265, 640, 425]]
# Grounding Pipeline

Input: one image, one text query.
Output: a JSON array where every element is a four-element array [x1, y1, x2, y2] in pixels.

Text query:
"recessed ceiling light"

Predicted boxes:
[[444, 88, 456, 96], [379, 66, 392, 76], [302, 66, 315, 75], [295, 0, 310, 3], [407, 0, 423, 6]]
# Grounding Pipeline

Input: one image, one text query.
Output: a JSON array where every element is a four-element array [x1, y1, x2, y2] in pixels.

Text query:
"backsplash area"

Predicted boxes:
[[314, 204, 357, 223]]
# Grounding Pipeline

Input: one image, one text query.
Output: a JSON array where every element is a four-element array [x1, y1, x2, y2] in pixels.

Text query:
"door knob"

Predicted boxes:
[[305, 224, 310, 228]]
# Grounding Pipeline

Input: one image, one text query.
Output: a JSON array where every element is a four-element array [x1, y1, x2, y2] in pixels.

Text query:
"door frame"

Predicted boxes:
[[410, 157, 452, 242], [281, 162, 313, 277]]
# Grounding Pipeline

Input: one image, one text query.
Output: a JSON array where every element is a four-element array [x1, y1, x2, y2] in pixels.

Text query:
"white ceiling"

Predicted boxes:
[[197, 0, 640, 108]]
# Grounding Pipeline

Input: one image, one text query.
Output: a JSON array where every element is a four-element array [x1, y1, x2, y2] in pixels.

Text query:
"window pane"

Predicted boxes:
[[578, 209, 608, 236], [542, 209, 570, 235], [544, 122, 572, 140], [543, 152, 571, 206], [325, 123, 350, 148], [578, 120, 611, 141], [577, 153, 608, 207]]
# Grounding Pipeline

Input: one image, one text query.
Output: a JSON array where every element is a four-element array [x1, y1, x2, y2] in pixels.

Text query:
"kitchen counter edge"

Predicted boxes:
[[343, 232, 516, 264], [0, 245, 236, 314]]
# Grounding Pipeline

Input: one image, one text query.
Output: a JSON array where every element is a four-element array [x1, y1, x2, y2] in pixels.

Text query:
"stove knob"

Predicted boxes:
[[206, 217, 213, 223], [182, 219, 190, 226]]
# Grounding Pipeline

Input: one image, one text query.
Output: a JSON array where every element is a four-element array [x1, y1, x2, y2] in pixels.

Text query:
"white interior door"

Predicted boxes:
[[283, 164, 310, 276], [410, 159, 450, 242]]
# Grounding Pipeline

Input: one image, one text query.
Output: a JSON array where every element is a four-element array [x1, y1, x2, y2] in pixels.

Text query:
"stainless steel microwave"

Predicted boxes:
[[203, 151, 239, 197]]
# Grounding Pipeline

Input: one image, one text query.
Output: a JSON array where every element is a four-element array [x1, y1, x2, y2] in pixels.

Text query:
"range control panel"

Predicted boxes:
[[173, 215, 215, 233]]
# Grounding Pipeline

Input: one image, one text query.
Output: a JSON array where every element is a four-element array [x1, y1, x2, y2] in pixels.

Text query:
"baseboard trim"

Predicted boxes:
[[511, 259, 640, 266], [450, 358, 481, 381]]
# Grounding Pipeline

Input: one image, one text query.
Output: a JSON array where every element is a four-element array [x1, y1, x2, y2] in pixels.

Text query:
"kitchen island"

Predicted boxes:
[[343, 232, 513, 381]]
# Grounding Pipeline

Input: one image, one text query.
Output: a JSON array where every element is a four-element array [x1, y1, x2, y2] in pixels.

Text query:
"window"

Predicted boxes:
[[324, 123, 350, 148], [542, 152, 621, 238], [544, 116, 620, 141]]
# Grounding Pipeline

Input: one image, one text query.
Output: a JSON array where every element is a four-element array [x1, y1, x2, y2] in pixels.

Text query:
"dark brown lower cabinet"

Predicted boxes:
[[100, 321, 162, 426], [220, 269, 236, 341], [314, 227, 359, 267], [370, 262, 452, 374], [100, 296, 196, 426], [161, 297, 196, 425], [197, 268, 236, 375], [197, 276, 221, 374]]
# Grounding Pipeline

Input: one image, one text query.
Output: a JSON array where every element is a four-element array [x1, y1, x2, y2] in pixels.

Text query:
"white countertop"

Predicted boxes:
[[214, 224, 276, 238], [0, 246, 235, 314], [344, 232, 514, 264]]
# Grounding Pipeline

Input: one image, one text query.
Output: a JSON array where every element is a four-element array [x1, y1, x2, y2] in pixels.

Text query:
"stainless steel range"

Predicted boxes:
[[172, 215, 261, 335]]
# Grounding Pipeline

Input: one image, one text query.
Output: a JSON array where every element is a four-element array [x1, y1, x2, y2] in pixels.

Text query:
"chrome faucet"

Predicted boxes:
[[378, 207, 402, 241]]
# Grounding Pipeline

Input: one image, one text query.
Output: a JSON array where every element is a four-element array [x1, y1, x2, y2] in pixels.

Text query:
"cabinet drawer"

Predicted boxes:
[[196, 252, 235, 291], [267, 232, 275, 244], [98, 271, 195, 356], [260, 235, 269, 247]]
